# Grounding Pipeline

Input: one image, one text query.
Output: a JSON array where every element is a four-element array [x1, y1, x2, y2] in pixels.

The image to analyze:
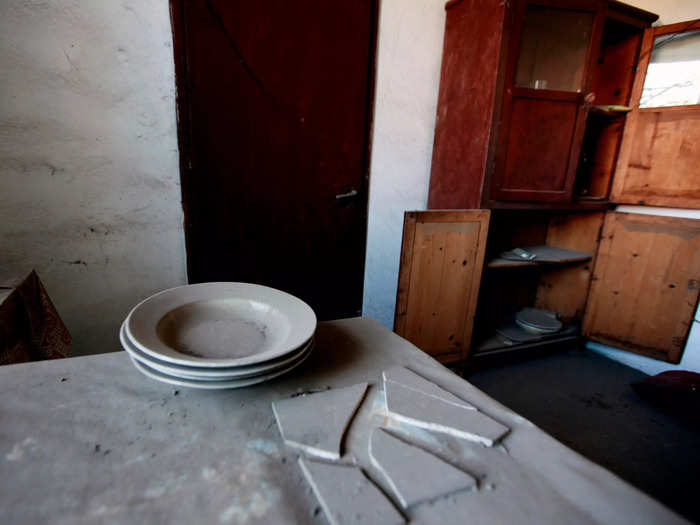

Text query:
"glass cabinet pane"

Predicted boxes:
[[515, 5, 594, 92], [640, 29, 700, 108]]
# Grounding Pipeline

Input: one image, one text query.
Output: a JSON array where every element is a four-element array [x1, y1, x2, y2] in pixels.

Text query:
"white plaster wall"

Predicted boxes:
[[362, 0, 446, 329], [0, 1, 187, 356], [626, 0, 700, 26]]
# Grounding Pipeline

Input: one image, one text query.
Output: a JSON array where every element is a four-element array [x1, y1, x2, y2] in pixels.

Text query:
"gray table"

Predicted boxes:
[[0, 318, 687, 524]]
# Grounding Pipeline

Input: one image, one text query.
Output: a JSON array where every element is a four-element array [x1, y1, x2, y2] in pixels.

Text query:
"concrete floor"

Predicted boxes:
[[466, 349, 700, 524]]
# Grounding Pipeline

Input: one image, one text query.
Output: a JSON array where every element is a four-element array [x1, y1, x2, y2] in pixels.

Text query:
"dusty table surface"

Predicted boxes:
[[0, 317, 687, 524]]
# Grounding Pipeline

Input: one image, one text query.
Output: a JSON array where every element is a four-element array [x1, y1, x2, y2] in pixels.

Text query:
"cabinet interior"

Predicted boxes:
[[473, 210, 603, 354], [574, 16, 645, 201]]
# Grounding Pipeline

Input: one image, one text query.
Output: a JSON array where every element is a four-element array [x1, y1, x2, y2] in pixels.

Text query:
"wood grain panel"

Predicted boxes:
[[583, 212, 700, 363], [427, 0, 507, 209], [611, 107, 700, 208], [592, 19, 643, 107], [536, 212, 604, 321], [611, 21, 700, 209], [496, 98, 580, 196], [394, 211, 490, 362]]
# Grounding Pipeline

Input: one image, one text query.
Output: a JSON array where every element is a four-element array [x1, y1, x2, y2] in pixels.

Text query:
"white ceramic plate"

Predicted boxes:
[[514, 319, 561, 334], [514, 307, 562, 334], [124, 282, 316, 368], [120, 322, 313, 380], [128, 342, 313, 389]]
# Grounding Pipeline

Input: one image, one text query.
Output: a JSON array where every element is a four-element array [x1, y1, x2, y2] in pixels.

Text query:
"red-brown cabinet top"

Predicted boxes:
[[428, 0, 700, 211]]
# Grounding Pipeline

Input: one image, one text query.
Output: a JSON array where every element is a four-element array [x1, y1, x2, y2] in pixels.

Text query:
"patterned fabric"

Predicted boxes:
[[0, 271, 71, 365]]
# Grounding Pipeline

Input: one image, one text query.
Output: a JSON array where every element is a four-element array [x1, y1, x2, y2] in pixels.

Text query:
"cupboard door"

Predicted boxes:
[[493, 94, 587, 202], [611, 21, 700, 208], [490, 1, 603, 203], [394, 211, 490, 363], [583, 212, 700, 363]]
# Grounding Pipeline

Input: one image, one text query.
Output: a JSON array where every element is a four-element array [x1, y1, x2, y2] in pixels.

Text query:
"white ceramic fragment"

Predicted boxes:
[[272, 382, 368, 460], [383, 366, 475, 409], [298, 458, 405, 525], [384, 381, 509, 446], [369, 427, 476, 508]]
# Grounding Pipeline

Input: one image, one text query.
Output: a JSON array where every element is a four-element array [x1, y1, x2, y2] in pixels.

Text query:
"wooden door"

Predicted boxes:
[[394, 211, 490, 363], [583, 212, 700, 363], [170, 0, 376, 320], [611, 20, 700, 208], [490, 0, 604, 203]]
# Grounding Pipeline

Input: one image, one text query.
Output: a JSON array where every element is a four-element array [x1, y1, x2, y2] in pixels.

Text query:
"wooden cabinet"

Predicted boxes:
[[394, 211, 490, 363], [399, 6, 700, 365], [583, 213, 700, 362], [396, 209, 700, 364], [428, 0, 659, 208]]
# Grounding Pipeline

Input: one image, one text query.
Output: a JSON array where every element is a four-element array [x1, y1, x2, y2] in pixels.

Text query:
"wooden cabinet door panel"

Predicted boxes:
[[394, 211, 490, 362], [489, 0, 604, 204], [493, 97, 583, 201], [612, 107, 700, 207], [583, 212, 700, 363], [612, 20, 700, 208]]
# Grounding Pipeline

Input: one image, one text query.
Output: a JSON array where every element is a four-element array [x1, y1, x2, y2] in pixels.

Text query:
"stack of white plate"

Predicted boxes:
[[120, 282, 317, 389], [514, 307, 562, 334]]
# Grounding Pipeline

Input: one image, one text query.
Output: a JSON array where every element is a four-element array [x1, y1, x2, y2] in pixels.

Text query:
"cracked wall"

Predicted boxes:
[[0, 0, 187, 356]]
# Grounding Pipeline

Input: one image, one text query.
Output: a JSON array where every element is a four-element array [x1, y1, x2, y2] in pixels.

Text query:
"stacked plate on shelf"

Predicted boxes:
[[514, 307, 562, 335], [120, 282, 317, 389]]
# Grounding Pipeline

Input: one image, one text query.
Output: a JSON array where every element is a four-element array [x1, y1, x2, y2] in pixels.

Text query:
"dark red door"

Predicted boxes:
[[171, 0, 376, 320]]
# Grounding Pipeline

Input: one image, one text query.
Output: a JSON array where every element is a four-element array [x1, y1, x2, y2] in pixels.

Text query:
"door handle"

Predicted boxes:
[[335, 189, 359, 200]]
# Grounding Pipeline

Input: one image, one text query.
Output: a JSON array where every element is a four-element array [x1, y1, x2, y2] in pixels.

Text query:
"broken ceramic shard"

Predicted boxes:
[[385, 381, 509, 446], [272, 382, 367, 460], [369, 427, 476, 508], [383, 366, 474, 409], [298, 457, 405, 525]]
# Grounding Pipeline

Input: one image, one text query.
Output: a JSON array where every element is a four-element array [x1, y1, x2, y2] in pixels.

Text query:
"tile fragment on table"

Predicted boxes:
[[383, 366, 475, 409], [272, 382, 367, 460], [369, 427, 477, 508], [385, 380, 509, 446], [298, 457, 405, 525]]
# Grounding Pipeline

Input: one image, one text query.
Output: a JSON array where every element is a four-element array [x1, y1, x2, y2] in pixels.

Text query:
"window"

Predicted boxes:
[[515, 5, 594, 92], [640, 29, 700, 108]]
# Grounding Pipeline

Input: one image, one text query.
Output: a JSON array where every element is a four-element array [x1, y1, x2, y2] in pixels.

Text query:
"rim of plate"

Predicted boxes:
[[128, 343, 313, 390], [124, 282, 316, 368], [514, 318, 560, 333], [120, 322, 313, 380]]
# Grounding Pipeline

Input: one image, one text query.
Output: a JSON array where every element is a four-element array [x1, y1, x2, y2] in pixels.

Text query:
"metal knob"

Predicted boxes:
[[335, 189, 359, 200]]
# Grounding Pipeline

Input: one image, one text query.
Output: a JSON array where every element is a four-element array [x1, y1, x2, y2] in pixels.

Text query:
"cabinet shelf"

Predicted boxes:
[[589, 104, 632, 116], [472, 325, 579, 358], [487, 245, 592, 268]]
